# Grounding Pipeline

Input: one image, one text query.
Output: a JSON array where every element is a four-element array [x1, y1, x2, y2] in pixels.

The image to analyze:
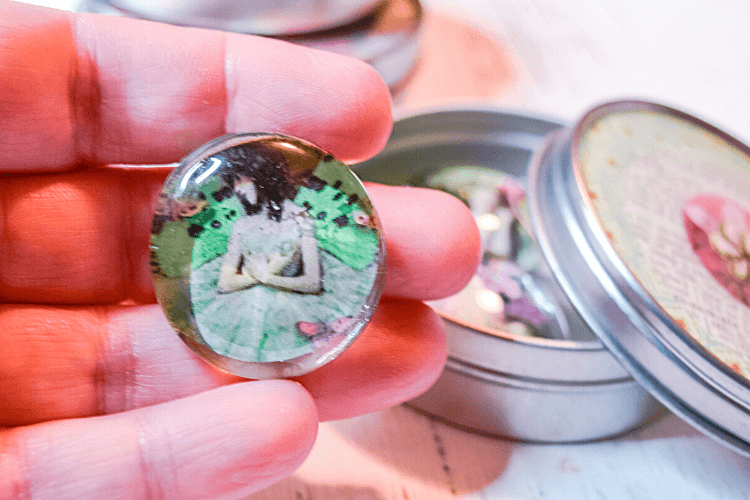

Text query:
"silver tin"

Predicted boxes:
[[527, 100, 750, 455], [275, 0, 423, 93], [76, 0, 383, 35], [353, 108, 663, 442], [77, 0, 423, 92]]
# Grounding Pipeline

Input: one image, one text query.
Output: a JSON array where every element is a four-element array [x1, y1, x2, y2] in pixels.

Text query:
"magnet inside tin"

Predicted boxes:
[[353, 109, 662, 442], [423, 165, 570, 339], [150, 133, 385, 379]]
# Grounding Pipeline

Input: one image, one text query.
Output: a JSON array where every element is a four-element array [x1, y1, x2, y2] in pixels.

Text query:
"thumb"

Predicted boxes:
[[0, 381, 318, 500]]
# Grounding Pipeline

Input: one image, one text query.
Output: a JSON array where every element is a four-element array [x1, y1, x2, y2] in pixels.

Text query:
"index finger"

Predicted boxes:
[[0, 1, 392, 171]]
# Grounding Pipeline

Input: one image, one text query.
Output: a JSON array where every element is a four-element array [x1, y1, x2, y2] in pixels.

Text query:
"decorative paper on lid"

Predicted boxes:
[[150, 133, 385, 379], [528, 101, 750, 456], [578, 109, 750, 379]]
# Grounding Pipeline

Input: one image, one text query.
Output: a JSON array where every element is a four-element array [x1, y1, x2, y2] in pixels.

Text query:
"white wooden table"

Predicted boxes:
[[20, 0, 750, 498]]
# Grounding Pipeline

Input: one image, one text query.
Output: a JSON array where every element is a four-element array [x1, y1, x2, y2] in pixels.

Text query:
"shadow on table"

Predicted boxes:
[[621, 409, 700, 441], [246, 476, 387, 500], [326, 405, 515, 495]]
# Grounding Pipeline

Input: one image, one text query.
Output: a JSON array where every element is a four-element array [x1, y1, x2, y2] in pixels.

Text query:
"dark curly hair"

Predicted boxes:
[[217, 141, 298, 222]]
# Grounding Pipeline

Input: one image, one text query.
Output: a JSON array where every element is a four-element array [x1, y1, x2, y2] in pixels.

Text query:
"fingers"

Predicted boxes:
[[0, 170, 479, 304], [0, 2, 391, 172], [0, 167, 167, 304], [296, 300, 447, 421], [0, 300, 445, 425], [0, 381, 318, 500], [0, 304, 235, 426], [367, 184, 481, 300]]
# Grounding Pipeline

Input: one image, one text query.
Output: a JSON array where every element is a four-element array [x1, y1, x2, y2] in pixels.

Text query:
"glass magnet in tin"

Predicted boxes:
[[353, 108, 659, 443], [150, 133, 386, 379]]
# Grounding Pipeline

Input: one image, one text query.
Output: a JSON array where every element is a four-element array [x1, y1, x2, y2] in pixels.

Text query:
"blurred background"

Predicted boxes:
[[21, 0, 750, 140]]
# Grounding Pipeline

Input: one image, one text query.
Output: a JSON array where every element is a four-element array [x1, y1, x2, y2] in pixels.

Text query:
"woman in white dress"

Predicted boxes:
[[189, 143, 377, 363]]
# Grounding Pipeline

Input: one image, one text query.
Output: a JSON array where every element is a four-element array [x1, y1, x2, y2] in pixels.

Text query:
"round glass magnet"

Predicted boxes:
[[150, 133, 386, 379]]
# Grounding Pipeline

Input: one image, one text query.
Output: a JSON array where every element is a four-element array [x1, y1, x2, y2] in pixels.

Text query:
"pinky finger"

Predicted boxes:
[[0, 381, 317, 500]]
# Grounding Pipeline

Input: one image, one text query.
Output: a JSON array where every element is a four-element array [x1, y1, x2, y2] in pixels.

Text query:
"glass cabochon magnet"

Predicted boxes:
[[150, 133, 386, 379]]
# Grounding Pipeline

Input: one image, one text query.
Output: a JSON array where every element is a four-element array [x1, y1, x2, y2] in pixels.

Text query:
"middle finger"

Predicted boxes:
[[0, 167, 479, 304], [0, 299, 445, 426]]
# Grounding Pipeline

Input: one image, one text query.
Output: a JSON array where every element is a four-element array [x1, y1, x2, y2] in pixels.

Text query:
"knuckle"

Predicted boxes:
[[133, 411, 181, 500], [95, 306, 135, 415], [0, 431, 33, 500]]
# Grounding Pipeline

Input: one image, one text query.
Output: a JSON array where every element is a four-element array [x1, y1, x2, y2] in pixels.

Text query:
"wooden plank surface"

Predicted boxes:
[[250, 406, 750, 500]]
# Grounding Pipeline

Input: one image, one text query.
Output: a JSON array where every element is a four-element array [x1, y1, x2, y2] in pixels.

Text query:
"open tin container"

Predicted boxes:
[[353, 102, 750, 452], [78, 0, 423, 92]]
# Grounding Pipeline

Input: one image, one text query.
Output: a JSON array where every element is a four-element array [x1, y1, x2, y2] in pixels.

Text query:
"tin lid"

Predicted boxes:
[[527, 100, 750, 456]]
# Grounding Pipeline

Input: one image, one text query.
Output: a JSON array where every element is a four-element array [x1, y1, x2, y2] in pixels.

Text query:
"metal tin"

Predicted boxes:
[[76, 0, 384, 35], [527, 100, 750, 455], [275, 0, 423, 92], [353, 108, 663, 442], [76, 0, 423, 92]]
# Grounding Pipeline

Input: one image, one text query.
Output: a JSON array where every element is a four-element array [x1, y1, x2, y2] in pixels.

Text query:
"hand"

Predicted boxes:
[[216, 261, 258, 293], [0, 2, 480, 499], [261, 251, 295, 277], [244, 254, 274, 283]]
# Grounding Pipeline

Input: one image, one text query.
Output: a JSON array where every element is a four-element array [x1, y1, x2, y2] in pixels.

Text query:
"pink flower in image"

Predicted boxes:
[[683, 194, 750, 307], [352, 210, 372, 227]]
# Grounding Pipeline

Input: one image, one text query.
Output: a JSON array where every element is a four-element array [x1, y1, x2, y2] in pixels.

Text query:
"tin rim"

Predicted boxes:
[[440, 309, 600, 349], [77, 0, 386, 36], [527, 99, 750, 456], [439, 314, 632, 383], [353, 106, 637, 382]]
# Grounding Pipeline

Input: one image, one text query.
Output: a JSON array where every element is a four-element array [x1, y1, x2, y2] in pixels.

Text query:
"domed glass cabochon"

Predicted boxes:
[[150, 133, 386, 379]]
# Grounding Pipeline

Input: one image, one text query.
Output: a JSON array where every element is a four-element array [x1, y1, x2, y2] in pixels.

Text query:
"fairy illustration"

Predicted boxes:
[[188, 141, 379, 363], [216, 152, 322, 295]]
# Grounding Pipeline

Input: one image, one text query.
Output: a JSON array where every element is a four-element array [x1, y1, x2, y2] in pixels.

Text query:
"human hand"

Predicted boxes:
[[260, 252, 294, 278], [244, 254, 274, 283], [217, 261, 258, 293], [0, 2, 480, 499]]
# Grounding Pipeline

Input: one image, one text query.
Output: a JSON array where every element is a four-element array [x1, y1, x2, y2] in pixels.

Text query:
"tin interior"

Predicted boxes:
[[353, 108, 664, 442], [353, 108, 604, 350]]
